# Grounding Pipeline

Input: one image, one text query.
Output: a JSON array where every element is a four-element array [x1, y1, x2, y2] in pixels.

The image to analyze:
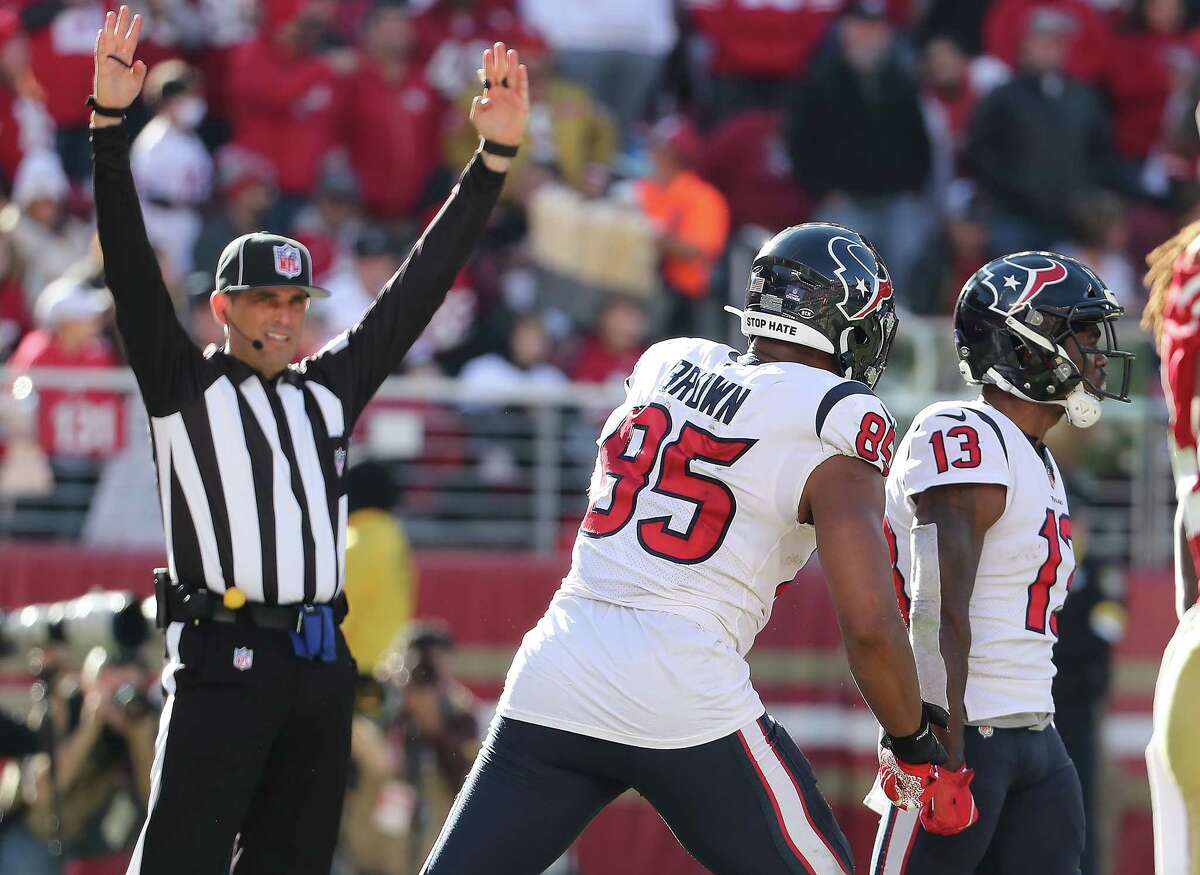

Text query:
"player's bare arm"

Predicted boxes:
[[803, 454, 923, 738], [912, 481, 1006, 769]]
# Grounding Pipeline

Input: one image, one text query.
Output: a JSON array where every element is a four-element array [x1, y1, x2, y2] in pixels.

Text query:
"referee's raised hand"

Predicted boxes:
[[470, 41, 529, 172], [92, 5, 146, 126]]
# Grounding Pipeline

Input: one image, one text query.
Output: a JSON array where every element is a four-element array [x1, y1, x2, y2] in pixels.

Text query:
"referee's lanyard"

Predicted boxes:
[[289, 606, 337, 662]]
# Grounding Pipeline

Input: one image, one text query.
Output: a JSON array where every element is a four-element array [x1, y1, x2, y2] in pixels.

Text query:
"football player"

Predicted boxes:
[[868, 252, 1133, 874], [1143, 219, 1200, 875], [421, 224, 950, 875]]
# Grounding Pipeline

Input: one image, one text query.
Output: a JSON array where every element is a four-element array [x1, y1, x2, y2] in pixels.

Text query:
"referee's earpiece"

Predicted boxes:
[[213, 289, 264, 351], [225, 315, 264, 351]]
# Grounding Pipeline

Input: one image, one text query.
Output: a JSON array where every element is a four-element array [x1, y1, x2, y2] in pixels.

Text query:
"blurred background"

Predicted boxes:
[[0, 0, 1185, 872]]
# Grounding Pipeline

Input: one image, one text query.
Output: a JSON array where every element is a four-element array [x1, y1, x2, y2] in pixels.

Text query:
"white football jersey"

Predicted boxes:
[[887, 399, 1075, 723], [497, 337, 897, 748]]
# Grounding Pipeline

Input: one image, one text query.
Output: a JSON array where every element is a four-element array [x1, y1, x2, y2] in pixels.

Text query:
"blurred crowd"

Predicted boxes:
[[0, 459, 488, 875], [0, 0, 1190, 463]]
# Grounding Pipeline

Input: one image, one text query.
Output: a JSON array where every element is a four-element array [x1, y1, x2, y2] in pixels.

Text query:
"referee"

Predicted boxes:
[[89, 8, 528, 875]]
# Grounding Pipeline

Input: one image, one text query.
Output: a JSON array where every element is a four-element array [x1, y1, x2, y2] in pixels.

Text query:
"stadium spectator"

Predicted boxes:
[[321, 225, 409, 341], [25, 648, 156, 875], [444, 38, 617, 202], [921, 35, 979, 171], [518, 0, 675, 139], [686, 0, 843, 127], [182, 271, 222, 349], [916, 0, 992, 55], [342, 459, 417, 677], [634, 115, 730, 337], [786, 0, 935, 299], [130, 60, 212, 279], [0, 234, 33, 358], [395, 622, 479, 865], [23, 0, 106, 181], [568, 295, 648, 386], [1060, 189, 1140, 308], [966, 9, 1128, 255], [1050, 490, 1127, 875], [228, 0, 353, 226], [0, 149, 91, 313], [190, 146, 276, 280], [292, 162, 365, 278], [982, 0, 1113, 85], [346, 2, 448, 223], [412, 0, 529, 101], [696, 109, 809, 234], [459, 312, 565, 392], [1103, 0, 1200, 164], [0, 8, 54, 196], [8, 278, 123, 460], [339, 709, 413, 875]]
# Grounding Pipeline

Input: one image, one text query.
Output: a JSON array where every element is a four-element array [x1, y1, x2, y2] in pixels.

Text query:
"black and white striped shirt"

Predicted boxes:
[[93, 125, 503, 604]]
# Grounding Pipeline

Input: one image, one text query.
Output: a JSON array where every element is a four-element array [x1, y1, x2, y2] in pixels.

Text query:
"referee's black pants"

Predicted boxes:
[[127, 617, 356, 875]]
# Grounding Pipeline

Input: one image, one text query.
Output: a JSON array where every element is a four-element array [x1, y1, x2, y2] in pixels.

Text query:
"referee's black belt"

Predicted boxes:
[[154, 569, 347, 630]]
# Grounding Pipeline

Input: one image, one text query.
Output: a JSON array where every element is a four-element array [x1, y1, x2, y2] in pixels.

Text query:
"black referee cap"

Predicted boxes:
[[214, 232, 330, 299]]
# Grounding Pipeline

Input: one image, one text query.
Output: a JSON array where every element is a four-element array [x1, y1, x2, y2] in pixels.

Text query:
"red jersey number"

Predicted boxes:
[[855, 412, 895, 475], [1026, 510, 1072, 635], [582, 406, 756, 564]]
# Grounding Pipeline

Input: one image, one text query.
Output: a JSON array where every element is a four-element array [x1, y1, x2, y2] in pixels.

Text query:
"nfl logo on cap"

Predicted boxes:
[[213, 232, 331, 299], [273, 244, 302, 279]]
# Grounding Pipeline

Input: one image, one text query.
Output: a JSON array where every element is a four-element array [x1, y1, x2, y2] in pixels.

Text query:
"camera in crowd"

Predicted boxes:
[[401, 622, 455, 689], [0, 591, 155, 671]]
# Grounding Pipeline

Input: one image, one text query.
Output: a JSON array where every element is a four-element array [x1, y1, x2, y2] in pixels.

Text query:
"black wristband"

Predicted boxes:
[[86, 96, 126, 119], [481, 139, 519, 158], [881, 702, 949, 765]]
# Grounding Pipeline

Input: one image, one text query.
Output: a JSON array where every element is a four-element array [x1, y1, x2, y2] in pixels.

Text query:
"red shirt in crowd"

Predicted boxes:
[[569, 336, 644, 386], [24, 0, 109, 128], [410, 0, 522, 66], [697, 110, 810, 232], [983, 0, 1113, 84], [0, 86, 35, 188], [1103, 26, 1200, 160], [686, 0, 914, 78], [228, 39, 346, 197], [346, 61, 446, 220], [8, 330, 126, 459], [686, 0, 844, 78]]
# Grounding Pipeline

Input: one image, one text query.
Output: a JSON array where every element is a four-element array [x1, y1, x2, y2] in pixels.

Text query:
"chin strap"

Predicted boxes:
[[980, 368, 1103, 429]]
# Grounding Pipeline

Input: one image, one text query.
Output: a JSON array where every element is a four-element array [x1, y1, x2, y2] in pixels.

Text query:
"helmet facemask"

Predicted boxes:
[[982, 300, 1133, 427], [838, 308, 898, 389]]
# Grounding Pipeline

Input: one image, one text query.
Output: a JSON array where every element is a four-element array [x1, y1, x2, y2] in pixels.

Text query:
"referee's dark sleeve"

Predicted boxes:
[[93, 124, 208, 417], [301, 151, 505, 425]]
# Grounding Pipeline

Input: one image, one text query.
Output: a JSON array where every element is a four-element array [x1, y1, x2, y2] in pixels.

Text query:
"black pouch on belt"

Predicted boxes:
[[153, 568, 171, 629]]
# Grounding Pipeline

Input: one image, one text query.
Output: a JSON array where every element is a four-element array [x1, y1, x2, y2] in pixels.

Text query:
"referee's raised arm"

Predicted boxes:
[[302, 42, 530, 425], [90, 7, 207, 417]]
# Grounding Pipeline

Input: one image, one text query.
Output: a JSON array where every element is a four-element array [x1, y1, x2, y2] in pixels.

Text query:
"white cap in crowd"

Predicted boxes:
[[12, 149, 70, 208], [34, 278, 112, 329]]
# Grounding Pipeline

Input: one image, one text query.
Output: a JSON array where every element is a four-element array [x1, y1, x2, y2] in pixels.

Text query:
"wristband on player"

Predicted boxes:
[[480, 139, 519, 158], [881, 701, 950, 765]]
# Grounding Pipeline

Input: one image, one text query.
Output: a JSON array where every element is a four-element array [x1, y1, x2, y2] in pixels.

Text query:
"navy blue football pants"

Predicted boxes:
[[420, 714, 855, 874], [870, 723, 1084, 875]]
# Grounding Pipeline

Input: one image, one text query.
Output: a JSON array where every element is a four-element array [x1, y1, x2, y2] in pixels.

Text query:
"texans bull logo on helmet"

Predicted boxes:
[[977, 254, 1069, 315], [828, 235, 894, 321]]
